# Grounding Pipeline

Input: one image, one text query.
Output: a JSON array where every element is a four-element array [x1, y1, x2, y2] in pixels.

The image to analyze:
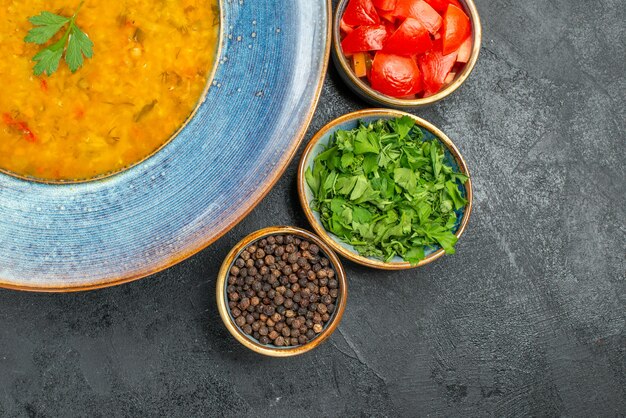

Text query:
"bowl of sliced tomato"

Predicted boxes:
[[332, 0, 481, 108]]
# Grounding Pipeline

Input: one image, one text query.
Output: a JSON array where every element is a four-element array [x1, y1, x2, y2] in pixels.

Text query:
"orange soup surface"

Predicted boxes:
[[0, 0, 219, 181]]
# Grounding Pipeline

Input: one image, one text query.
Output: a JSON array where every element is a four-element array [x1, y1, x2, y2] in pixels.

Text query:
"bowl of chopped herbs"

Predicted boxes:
[[298, 109, 472, 270]]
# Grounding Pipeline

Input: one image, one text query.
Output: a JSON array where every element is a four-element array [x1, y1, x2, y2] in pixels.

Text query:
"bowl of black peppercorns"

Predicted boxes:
[[216, 226, 348, 357]]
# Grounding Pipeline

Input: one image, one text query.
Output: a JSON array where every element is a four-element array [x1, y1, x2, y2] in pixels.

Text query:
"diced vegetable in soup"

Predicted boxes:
[[0, 0, 219, 181]]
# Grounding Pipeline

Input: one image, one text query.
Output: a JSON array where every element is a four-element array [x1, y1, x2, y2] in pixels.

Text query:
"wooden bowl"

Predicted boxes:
[[332, 0, 482, 109], [297, 109, 473, 270], [216, 226, 348, 357]]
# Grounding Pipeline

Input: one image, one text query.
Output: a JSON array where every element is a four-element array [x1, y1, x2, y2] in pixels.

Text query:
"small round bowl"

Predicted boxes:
[[332, 0, 482, 109], [297, 109, 473, 270], [216, 226, 348, 357]]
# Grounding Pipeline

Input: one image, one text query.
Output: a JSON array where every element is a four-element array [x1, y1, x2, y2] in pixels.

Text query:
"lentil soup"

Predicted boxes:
[[0, 0, 219, 182]]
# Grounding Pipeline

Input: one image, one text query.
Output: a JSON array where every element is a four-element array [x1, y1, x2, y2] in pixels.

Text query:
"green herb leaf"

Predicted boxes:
[[445, 180, 467, 210], [32, 47, 64, 76], [29, 11, 70, 26], [393, 167, 417, 194], [25, 0, 93, 76], [305, 167, 320, 195], [389, 115, 415, 139], [65, 25, 94, 72], [25, 12, 70, 44], [354, 130, 379, 154], [306, 117, 469, 265]]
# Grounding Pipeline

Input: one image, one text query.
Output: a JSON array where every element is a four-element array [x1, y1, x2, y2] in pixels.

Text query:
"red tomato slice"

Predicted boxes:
[[442, 4, 470, 55], [341, 25, 389, 55], [373, 0, 397, 11], [417, 43, 457, 96], [449, 0, 464, 10], [370, 52, 423, 97], [392, 0, 442, 34], [383, 20, 397, 36], [383, 17, 432, 56], [340, 18, 355, 36], [456, 35, 472, 63], [343, 0, 380, 26], [377, 8, 396, 22], [423, 0, 448, 13]]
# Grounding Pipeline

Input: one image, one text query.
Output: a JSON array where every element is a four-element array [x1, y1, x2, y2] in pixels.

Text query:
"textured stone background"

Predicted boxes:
[[1, 0, 625, 416]]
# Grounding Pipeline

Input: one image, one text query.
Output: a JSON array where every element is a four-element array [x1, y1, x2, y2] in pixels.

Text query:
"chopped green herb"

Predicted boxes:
[[306, 116, 469, 265], [25, 0, 94, 76]]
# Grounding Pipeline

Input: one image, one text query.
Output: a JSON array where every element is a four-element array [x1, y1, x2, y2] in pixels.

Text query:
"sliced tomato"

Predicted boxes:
[[392, 0, 414, 18], [343, 0, 380, 26], [383, 20, 397, 36], [341, 25, 389, 54], [423, 0, 447, 13], [370, 52, 423, 97], [442, 4, 470, 55], [373, 0, 397, 11], [449, 0, 464, 10], [456, 35, 472, 63], [340, 18, 355, 36], [377, 8, 396, 22], [417, 42, 457, 96], [383, 17, 432, 56], [444, 71, 456, 84], [414, 1, 442, 34], [392, 0, 442, 34]]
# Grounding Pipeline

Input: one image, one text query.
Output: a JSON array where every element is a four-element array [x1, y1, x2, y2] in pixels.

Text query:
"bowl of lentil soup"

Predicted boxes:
[[0, 0, 220, 182], [216, 226, 348, 357], [0, 1, 332, 291]]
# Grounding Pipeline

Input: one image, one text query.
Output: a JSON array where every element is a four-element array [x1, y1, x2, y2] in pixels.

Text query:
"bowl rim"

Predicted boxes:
[[216, 226, 348, 357], [332, 0, 482, 108], [297, 108, 473, 270]]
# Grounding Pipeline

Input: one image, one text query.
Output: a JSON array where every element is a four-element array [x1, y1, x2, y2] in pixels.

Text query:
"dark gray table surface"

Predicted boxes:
[[1, 0, 624, 416]]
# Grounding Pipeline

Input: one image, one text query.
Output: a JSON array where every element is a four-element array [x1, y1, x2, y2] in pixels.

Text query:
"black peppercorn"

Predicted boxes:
[[227, 234, 340, 348]]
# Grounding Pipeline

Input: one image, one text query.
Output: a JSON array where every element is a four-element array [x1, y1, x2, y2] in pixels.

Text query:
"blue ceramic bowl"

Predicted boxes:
[[297, 109, 473, 270], [0, 1, 332, 291]]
